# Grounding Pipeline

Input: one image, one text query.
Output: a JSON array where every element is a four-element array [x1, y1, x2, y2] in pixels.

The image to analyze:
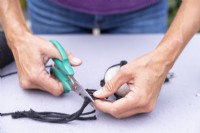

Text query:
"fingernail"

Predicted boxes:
[[93, 89, 103, 97], [72, 57, 81, 64]]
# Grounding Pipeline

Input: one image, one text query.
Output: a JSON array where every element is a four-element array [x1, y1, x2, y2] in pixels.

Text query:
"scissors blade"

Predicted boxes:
[[69, 76, 94, 104], [75, 84, 95, 103]]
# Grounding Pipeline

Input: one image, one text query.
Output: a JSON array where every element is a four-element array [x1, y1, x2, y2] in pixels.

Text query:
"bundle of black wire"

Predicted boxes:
[[0, 96, 96, 123], [0, 32, 97, 123], [0, 67, 97, 123]]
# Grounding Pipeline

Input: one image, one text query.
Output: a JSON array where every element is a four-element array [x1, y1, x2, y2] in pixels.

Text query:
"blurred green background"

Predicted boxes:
[[168, 0, 181, 26], [20, 0, 181, 27]]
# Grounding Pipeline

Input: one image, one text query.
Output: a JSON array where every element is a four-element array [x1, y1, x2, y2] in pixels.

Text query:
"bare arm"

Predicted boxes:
[[0, 0, 82, 95], [156, 0, 200, 67], [0, 0, 29, 47], [94, 0, 200, 118]]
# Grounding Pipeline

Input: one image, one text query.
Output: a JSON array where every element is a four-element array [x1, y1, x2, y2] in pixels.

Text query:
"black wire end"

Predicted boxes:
[[0, 112, 13, 117]]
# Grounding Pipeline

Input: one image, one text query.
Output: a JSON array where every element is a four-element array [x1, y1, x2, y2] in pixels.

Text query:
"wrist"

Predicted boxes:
[[1, 16, 30, 50], [6, 29, 31, 50], [151, 44, 178, 71], [0, 0, 30, 49], [153, 41, 184, 69]]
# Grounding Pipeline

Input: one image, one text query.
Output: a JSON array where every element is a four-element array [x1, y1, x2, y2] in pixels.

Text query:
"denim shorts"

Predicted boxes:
[[27, 0, 168, 34]]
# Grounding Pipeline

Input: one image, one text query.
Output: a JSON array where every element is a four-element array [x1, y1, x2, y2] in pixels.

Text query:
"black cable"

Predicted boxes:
[[2, 61, 173, 123], [0, 97, 96, 123], [100, 60, 174, 100], [100, 60, 127, 87], [0, 32, 97, 123], [0, 66, 97, 123], [0, 71, 18, 78]]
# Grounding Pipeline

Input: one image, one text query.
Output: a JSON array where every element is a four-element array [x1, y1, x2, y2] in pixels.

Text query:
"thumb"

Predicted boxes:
[[42, 42, 82, 66], [66, 51, 82, 66], [94, 69, 130, 98]]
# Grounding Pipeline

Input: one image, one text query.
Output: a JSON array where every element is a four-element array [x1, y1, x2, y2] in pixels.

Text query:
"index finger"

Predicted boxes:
[[94, 91, 139, 117]]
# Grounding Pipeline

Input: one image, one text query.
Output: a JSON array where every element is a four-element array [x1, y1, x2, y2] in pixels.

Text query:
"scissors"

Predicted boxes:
[[49, 40, 94, 103]]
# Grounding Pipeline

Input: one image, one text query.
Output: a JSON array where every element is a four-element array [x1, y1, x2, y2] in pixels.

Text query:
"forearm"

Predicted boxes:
[[0, 0, 30, 49], [155, 0, 200, 67]]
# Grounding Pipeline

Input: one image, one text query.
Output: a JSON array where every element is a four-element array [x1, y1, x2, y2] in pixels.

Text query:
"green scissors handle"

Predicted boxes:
[[50, 40, 74, 93]]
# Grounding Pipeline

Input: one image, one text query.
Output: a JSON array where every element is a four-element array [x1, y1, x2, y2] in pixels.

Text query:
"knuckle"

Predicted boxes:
[[139, 98, 149, 107], [136, 94, 155, 113], [140, 99, 155, 113], [115, 115, 123, 119], [29, 75, 38, 83], [19, 70, 42, 89], [51, 88, 63, 96], [19, 78, 31, 89], [27, 71, 39, 83], [118, 67, 128, 76], [118, 66, 132, 79], [143, 103, 155, 113], [114, 114, 124, 119], [52, 89, 63, 96], [110, 107, 121, 118], [104, 81, 114, 93]]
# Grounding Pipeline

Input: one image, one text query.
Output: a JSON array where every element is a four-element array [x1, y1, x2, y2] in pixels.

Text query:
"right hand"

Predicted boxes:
[[10, 32, 82, 96]]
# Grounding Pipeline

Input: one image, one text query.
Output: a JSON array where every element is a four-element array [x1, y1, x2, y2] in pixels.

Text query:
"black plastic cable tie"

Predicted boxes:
[[100, 60, 128, 87], [120, 60, 128, 66], [100, 79, 105, 87]]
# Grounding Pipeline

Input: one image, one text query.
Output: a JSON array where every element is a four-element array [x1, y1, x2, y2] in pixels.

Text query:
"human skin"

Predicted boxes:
[[0, 0, 82, 96], [0, 0, 200, 118], [94, 0, 200, 118]]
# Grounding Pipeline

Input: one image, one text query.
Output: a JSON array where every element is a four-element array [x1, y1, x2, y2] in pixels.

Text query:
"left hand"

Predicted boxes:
[[93, 50, 173, 118]]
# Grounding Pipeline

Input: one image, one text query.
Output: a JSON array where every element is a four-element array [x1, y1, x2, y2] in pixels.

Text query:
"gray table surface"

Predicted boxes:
[[0, 34, 200, 133]]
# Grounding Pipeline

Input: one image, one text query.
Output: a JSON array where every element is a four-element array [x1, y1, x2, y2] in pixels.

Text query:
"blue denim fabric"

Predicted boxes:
[[27, 0, 168, 34]]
